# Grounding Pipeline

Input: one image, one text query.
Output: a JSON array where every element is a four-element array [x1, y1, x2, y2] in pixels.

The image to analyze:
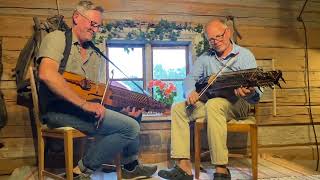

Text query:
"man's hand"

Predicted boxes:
[[187, 90, 199, 105], [82, 102, 106, 120], [82, 102, 105, 128], [234, 87, 255, 97], [121, 106, 143, 118]]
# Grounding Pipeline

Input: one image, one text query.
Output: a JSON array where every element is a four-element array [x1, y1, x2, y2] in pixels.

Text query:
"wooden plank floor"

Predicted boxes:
[[88, 155, 320, 180], [3, 154, 320, 180]]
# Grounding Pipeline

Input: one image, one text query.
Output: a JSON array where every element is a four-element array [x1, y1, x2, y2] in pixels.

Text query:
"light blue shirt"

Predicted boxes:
[[184, 43, 261, 104]]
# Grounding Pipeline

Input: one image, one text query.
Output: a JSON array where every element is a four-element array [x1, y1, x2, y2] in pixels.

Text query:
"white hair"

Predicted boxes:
[[75, 0, 104, 14], [204, 18, 228, 37]]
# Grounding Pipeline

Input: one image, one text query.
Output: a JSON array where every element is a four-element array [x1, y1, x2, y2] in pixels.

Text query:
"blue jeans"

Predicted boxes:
[[42, 105, 140, 172]]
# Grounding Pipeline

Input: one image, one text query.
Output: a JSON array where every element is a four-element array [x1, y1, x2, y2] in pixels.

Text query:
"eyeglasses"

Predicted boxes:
[[77, 11, 102, 30], [208, 28, 227, 42]]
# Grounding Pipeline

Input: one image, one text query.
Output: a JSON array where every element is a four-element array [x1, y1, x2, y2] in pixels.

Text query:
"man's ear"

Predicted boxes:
[[72, 12, 80, 25], [226, 28, 233, 36], [226, 28, 234, 41]]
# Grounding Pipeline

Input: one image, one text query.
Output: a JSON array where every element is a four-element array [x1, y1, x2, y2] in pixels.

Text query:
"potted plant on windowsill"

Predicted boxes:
[[148, 80, 177, 115]]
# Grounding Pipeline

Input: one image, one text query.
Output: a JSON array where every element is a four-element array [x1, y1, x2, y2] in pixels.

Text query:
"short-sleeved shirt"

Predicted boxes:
[[37, 30, 106, 83], [37, 30, 106, 114]]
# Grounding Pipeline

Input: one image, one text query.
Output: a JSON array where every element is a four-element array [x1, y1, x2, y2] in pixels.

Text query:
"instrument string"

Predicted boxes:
[[197, 53, 239, 100]]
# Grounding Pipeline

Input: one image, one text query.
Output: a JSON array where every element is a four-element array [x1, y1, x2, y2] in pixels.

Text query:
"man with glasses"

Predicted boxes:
[[158, 19, 261, 180], [37, 0, 157, 179]]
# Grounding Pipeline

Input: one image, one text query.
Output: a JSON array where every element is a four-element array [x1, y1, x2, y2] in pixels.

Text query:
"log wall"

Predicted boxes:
[[0, 0, 320, 173]]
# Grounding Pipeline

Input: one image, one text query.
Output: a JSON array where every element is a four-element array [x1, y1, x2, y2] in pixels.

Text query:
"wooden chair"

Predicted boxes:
[[29, 67, 122, 180], [194, 107, 258, 180]]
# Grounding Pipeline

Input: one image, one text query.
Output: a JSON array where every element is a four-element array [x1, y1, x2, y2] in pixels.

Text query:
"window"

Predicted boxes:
[[107, 45, 144, 93], [106, 41, 189, 103], [152, 47, 187, 102]]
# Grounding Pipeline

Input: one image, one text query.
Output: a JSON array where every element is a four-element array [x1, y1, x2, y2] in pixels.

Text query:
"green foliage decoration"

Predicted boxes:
[[94, 19, 210, 57]]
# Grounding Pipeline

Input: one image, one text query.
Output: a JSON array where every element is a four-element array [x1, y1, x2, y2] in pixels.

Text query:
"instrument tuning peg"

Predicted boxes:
[[276, 82, 282, 88]]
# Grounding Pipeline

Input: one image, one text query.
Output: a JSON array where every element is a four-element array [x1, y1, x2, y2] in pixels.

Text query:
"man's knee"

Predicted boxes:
[[205, 98, 230, 112], [127, 120, 140, 139], [171, 102, 186, 115]]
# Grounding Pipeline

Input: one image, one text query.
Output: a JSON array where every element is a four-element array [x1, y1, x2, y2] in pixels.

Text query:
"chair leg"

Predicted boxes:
[[79, 138, 86, 158], [38, 131, 45, 180], [115, 153, 122, 180], [64, 131, 74, 180], [194, 123, 202, 179], [250, 125, 258, 180]]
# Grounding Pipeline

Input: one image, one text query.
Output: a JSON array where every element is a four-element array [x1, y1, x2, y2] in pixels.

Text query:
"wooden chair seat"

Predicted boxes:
[[196, 116, 256, 124], [40, 125, 87, 138], [194, 116, 258, 180]]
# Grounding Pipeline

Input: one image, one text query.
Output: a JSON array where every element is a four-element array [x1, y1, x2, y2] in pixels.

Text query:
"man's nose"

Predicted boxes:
[[89, 25, 100, 32], [210, 40, 220, 45]]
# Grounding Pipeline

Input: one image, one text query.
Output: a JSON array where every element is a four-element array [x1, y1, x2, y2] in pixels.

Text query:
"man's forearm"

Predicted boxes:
[[42, 72, 85, 107], [39, 58, 86, 108]]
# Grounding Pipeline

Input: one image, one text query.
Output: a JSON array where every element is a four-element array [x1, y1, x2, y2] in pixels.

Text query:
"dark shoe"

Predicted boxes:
[[101, 163, 118, 173], [60, 172, 91, 180], [158, 165, 193, 180], [122, 164, 157, 179], [73, 173, 92, 180], [213, 168, 231, 180]]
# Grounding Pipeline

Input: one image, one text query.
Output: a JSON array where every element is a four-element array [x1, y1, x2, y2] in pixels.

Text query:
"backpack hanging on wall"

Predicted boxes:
[[13, 15, 70, 106]]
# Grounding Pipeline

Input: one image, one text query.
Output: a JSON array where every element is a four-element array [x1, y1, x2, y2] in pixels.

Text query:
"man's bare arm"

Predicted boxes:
[[39, 58, 85, 106], [38, 58, 105, 120]]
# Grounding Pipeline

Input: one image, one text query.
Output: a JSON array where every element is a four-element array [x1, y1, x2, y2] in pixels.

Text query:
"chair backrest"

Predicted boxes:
[[256, 59, 276, 116], [29, 67, 43, 130]]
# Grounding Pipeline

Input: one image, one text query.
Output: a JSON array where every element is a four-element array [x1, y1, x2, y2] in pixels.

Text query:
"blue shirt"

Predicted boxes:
[[184, 43, 261, 104]]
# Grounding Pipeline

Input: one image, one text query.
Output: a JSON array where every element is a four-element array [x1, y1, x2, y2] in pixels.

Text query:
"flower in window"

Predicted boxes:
[[148, 80, 177, 107]]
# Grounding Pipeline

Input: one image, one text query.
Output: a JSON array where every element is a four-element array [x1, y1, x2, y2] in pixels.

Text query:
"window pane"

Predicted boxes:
[[111, 80, 144, 94], [173, 81, 185, 102], [108, 47, 143, 79], [153, 48, 187, 79]]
